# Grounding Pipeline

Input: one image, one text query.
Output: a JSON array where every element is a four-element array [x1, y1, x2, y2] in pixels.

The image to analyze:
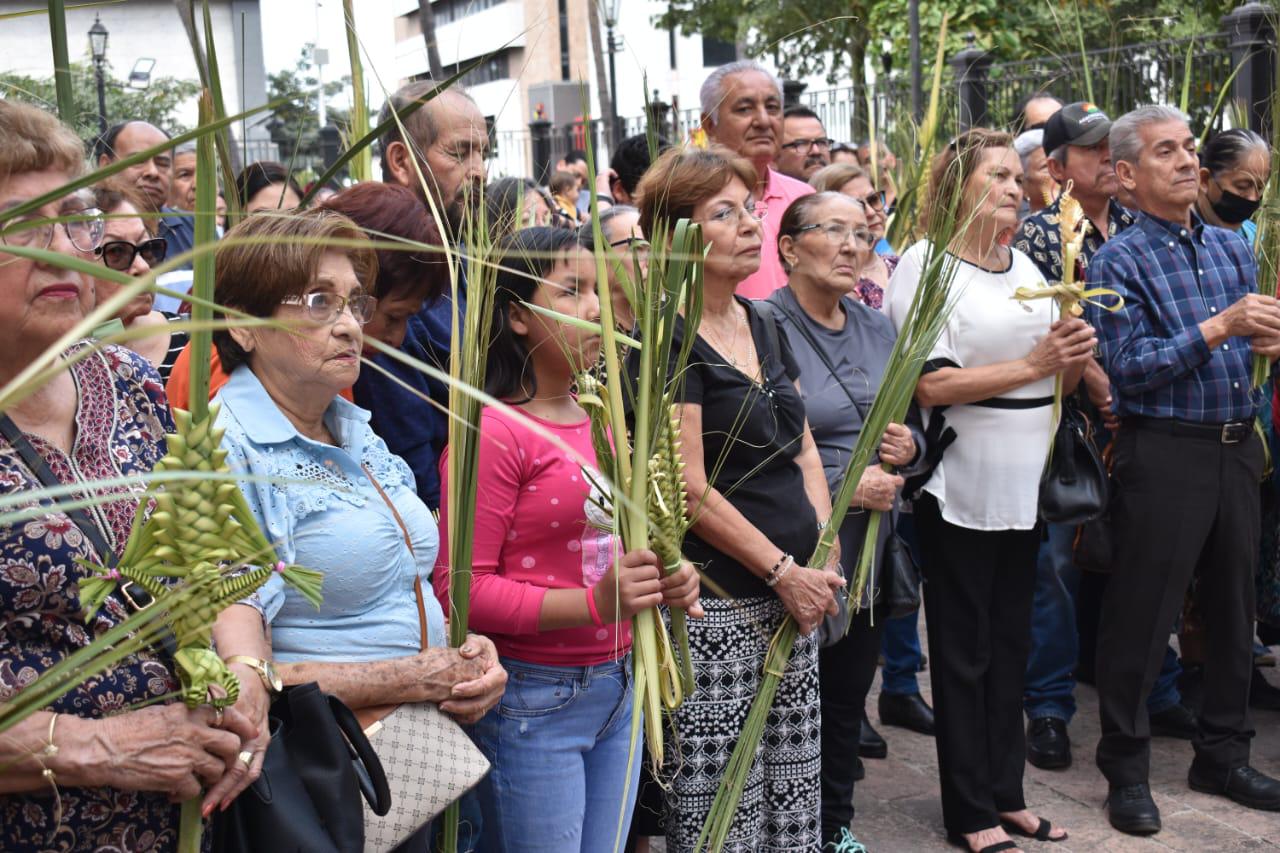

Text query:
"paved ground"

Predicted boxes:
[[652, 641, 1280, 852], [852, 657, 1280, 852]]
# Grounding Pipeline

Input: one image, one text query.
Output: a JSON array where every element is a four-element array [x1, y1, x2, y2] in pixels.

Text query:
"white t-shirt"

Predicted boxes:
[[887, 240, 1055, 531]]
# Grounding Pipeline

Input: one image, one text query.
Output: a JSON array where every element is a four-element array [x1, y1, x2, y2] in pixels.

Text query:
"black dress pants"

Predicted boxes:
[[1095, 423, 1260, 785], [818, 605, 888, 841], [915, 493, 1040, 835]]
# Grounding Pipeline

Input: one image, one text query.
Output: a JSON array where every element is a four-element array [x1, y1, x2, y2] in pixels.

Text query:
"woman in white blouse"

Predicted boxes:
[[887, 129, 1094, 853]]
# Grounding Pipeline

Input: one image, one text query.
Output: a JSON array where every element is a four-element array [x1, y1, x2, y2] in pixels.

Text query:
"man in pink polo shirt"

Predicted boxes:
[[700, 60, 814, 299]]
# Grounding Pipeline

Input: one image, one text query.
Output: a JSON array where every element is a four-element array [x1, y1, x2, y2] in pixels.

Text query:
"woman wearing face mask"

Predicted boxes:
[[1196, 128, 1270, 243], [1194, 129, 1280, 711]]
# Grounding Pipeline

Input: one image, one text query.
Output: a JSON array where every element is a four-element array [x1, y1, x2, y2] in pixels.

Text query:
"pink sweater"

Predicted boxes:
[[433, 406, 628, 666]]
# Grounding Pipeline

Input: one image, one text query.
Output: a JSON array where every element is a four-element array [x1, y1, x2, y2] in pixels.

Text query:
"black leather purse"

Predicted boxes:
[[212, 682, 391, 853], [881, 530, 922, 619], [1038, 400, 1108, 526]]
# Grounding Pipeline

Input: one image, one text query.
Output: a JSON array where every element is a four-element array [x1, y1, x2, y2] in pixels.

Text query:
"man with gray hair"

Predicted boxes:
[[700, 59, 813, 298], [1089, 104, 1280, 834]]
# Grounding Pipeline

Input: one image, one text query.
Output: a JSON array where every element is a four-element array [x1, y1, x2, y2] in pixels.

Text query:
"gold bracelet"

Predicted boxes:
[[41, 712, 59, 783]]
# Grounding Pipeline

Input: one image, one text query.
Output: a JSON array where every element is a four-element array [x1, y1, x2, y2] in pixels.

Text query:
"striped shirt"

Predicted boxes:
[[1088, 210, 1260, 424]]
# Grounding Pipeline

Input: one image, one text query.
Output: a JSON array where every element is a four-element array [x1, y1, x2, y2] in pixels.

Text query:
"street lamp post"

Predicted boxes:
[[603, 0, 621, 149], [88, 15, 109, 136]]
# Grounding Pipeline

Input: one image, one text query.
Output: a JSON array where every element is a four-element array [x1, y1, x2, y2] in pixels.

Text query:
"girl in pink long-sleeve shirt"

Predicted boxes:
[[434, 226, 700, 852]]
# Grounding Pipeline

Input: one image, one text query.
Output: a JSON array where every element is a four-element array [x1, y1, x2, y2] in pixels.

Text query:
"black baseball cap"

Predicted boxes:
[[1042, 102, 1111, 157]]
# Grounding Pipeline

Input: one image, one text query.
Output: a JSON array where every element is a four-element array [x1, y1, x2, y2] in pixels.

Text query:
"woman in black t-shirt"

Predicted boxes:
[[635, 145, 844, 852]]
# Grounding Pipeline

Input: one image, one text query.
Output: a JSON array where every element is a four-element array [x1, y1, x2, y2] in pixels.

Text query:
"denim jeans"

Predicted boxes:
[[472, 655, 640, 853], [1024, 523, 1182, 721], [882, 513, 924, 696]]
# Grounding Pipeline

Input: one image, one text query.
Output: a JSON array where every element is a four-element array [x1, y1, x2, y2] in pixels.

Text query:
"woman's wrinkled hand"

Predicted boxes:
[[61, 703, 256, 804], [203, 665, 273, 814], [853, 467, 905, 513], [774, 563, 845, 635], [878, 423, 916, 467], [1026, 317, 1097, 378], [440, 633, 509, 724]]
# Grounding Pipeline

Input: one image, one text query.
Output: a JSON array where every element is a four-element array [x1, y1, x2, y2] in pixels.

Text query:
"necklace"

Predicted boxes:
[[701, 305, 759, 377]]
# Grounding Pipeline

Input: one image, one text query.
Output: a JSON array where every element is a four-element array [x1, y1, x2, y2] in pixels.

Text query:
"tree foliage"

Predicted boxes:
[[0, 60, 200, 144], [265, 47, 351, 163]]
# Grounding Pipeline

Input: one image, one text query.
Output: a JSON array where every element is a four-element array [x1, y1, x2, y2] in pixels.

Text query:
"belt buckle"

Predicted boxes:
[[118, 581, 152, 611], [1222, 423, 1243, 445]]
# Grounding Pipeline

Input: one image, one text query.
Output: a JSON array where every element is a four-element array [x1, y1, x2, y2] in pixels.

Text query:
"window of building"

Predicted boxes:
[[701, 37, 737, 67]]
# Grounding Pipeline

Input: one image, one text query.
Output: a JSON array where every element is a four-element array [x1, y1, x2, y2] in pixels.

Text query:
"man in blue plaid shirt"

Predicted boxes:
[[1089, 105, 1280, 835]]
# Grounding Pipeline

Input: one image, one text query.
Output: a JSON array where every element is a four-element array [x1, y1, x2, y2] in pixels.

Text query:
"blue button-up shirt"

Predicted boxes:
[[1088, 210, 1260, 423]]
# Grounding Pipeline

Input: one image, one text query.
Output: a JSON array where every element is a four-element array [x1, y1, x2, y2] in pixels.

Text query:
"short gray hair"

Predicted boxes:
[[1109, 105, 1190, 168], [1013, 129, 1043, 173], [173, 141, 198, 157], [700, 60, 782, 126]]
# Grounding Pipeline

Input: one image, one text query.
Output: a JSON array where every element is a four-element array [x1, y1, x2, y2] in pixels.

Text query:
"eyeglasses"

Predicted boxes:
[[796, 222, 875, 248], [702, 201, 767, 227], [856, 190, 886, 212], [1, 208, 105, 254], [97, 237, 168, 271], [780, 137, 834, 152], [279, 291, 379, 325]]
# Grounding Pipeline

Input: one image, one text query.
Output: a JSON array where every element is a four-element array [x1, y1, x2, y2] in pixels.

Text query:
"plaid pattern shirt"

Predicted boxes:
[[1088, 210, 1260, 423], [1013, 197, 1137, 284]]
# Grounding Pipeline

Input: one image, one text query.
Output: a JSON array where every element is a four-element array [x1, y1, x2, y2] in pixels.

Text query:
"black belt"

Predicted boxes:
[[971, 395, 1055, 410], [1125, 416, 1253, 444]]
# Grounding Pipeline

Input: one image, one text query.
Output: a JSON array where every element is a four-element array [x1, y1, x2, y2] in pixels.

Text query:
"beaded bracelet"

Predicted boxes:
[[765, 553, 795, 588]]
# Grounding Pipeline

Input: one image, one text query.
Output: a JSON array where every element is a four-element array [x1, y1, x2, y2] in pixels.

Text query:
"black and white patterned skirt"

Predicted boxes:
[[662, 595, 821, 852]]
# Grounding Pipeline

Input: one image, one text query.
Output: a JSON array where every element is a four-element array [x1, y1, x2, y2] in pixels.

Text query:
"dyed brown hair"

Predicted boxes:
[[0, 100, 84, 187], [213, 209, 377, 371], [321, 182, 447, 303], [91, 177, 157, 236], [635, 145, 757, 236], [922, 128, 1013, 231], [808, 162, 870, 193]]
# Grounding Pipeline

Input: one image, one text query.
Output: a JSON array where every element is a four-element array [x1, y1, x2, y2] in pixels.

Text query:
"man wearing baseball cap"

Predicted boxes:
[[1013, 101, 1195, 775]]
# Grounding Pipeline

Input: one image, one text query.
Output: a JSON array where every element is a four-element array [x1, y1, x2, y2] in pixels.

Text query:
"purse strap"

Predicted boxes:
[[764, 299, 866, 417], [0, 413, 119, 567], [361, 464, 429, 653], [0, 413, 179, 657]]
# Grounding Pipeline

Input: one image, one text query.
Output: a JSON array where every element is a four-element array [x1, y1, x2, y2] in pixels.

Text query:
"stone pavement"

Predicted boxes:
[[853, 661, 1280, 852], [649, 647, 1280, 852]]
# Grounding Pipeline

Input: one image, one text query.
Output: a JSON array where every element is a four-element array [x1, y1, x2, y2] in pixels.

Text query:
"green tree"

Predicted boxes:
[[659, 0, 1239, 136], [0, 60, 200, 144], [266, 46, 350, 164]]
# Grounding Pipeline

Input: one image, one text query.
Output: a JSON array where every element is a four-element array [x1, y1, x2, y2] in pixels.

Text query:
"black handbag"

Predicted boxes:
[[881, 528, 922, 619], [211, 682, 391, 853], [1038, 400, 1109, 525]]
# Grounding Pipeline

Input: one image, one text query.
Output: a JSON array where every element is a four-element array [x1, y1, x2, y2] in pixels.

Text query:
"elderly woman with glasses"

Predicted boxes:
[[635, 145, 844, 852], [0, 100, 261, 852], [766, 191, 923, 851], [84, 180, 189, 380], [208, 210, 507, 848], [810, 164, 896, 308]]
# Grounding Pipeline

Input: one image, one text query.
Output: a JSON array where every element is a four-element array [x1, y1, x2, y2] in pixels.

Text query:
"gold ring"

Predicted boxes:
[[211, 707, 224, 727], [237, 750, 254, 769]]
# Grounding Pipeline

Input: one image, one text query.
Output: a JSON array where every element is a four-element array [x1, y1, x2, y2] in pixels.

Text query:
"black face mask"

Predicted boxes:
[[1211, 181, 1262, 225]]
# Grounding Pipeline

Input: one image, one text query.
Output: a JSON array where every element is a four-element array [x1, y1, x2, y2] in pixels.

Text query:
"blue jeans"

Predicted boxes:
[[882, 514, 924, 696], [473, 656, 640, 853], [1024, 523, 1182, 721]]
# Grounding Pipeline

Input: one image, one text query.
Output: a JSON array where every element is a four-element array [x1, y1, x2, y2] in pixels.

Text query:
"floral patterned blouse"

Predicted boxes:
[[0, 343, 179, 852], [851, 254, 900, 311]]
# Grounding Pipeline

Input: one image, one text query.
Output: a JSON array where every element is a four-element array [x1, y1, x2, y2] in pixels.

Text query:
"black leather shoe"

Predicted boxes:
[[1250, 666, 1280, 711], [859, 716, 887, 759], [1026, 717, 1071, 770], [1150, 703, 1197, 740], [878, 691, 935, 736], [1105, 783, 1161, 835], [1188, 763, 1280, 810]]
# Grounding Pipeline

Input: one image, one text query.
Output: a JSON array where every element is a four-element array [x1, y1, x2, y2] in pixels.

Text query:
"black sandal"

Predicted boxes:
[[1001, 817, 1067, 843], [947, 832, 1019, 853]]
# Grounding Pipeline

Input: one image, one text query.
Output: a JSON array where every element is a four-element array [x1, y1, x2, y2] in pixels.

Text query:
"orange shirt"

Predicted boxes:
[[165, 342, 353, 411]]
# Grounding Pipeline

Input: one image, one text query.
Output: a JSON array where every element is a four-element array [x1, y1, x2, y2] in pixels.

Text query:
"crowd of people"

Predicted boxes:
[[2, 51, 1280, 853]]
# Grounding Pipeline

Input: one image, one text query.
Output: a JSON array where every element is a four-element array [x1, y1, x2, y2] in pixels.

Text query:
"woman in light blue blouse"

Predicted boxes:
[[209, 210, 507, 844]]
